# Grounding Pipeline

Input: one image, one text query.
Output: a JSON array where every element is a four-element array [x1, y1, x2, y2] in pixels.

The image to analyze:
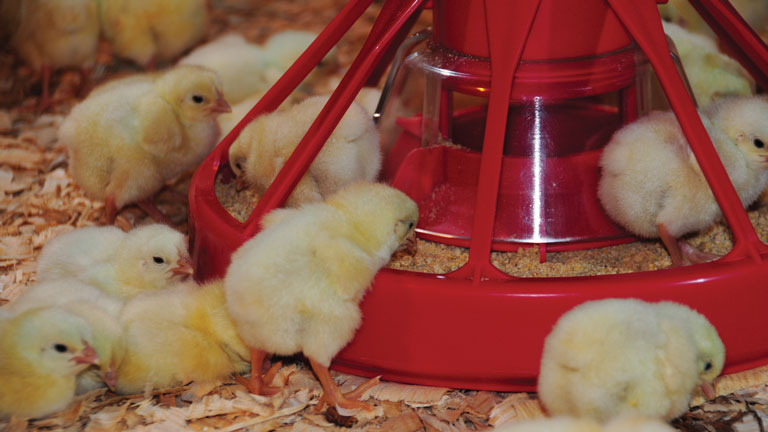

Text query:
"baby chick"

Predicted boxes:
[[225, 182, 418, 411], [260, 30, 338, 92], [7, 279, 124, 394], [59, 65, 230, 223], [179, 33, 270, 106], [36, 224, 193, 299], [229, 95, 381, 207], [537, 298, 724, 422], [115, 279, 249, 395], [99, 0, 208, 68], [663, 22, 754, 106], [0, 307, 99, 420], [660, 0, 768, 38], [598, 96, 768, 266], [7, 0, 99, 110]]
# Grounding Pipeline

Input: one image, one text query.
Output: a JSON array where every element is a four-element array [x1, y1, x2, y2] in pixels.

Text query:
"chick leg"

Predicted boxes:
[[679, 240, 721, 264], [36, 64, 53, 112], [105, 194, 118, 225], [137, 198, 172, 226], [658, 223, 685, 267], [309, 357, 378, 413], [234, 348, 281, 395]]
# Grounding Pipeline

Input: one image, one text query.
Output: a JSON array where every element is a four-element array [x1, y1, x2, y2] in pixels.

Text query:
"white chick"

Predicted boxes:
[[116, 279, 249, 395], [7, 279, 124, 394], [538, 298, 725, 422], [99, 0, 208, 68], [225, 182, 418, 411], [663, 21, 754, 106], [260, 30, 338, 92], [229, 95, 381, 207], [0, 307, 99, 420], [59, 65, 231, 223], [179, 33, 270, 106], [7, 0, 99, 110], [598, 96, 768, 266], [36, 224, 193, 299]]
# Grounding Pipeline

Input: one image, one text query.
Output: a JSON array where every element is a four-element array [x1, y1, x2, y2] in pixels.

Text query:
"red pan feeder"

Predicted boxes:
[[189, 0, 768, 391]]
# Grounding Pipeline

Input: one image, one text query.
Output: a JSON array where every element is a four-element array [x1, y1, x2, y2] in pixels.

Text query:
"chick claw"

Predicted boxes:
[[310, 358, 379, 413], [235, 348, 282, 396]]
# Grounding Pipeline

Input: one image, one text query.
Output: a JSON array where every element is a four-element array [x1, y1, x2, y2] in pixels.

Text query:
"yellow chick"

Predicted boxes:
[[225, 182, 418, 412], [179, 33, 271, 106], [0, 307, 99, 420], [59, 65, 231, 223], [662, 22, 754, 107], [36, 224, 193, 299], [229, 95, 381, 207], [538, 298, 724, 422], [598, 96, 768, 266], [7, 279, 124, 395], [99, 0, 208, 68], [115, 279, 249, 395], [7, 0, 99, 109]]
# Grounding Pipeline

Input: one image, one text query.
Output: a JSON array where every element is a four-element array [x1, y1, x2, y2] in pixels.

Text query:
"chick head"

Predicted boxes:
[[327, 182, 419, 258], [228, 131, 253, 187], [712, 96, 768, 169], [656, 302, 725, 391], [8, 307, 99, 375], [117, 224, 193, 290], [156, 65, 231, 123]]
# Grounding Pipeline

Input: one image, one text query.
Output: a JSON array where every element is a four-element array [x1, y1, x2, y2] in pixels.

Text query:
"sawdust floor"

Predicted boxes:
[[3, 1, 768, 430]]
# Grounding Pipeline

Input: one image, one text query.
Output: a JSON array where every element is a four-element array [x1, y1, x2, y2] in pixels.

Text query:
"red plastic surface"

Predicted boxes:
[[188, 0, 768, 391]]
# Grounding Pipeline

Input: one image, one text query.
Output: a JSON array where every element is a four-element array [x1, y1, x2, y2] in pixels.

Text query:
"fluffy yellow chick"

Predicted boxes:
[[116, 279, 249, 395], [59, 65, 231, 223], [225, 182, 418, 411], [7, 0, 99, 109], [36, 224, 193, 299], [229, 95, 381, 207], [538, 298, 724, 422], [0, 307, 99, 420], [99, 0, 208, 68], [598, 96, 768, 266], [7, 279, 124, 395], [662, 22, 754, 107]]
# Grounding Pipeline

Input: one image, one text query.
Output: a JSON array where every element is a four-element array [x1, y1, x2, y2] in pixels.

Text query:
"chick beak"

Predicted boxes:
[[103, 363, 118, 391], [169, 252, 194, 279], [701, 380, 716, 400], [235, 175, 247, 192], [73, 341, 100, 366], [210, 94, 231, 114], [398, 231, 418, 256]]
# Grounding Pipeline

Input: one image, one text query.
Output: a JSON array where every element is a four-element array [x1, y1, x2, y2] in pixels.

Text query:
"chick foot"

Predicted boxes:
[[679, 240, 721, 265], [235, 348, 282, 395], [310, 358, 379, 413], [137, 198, 172, 226]]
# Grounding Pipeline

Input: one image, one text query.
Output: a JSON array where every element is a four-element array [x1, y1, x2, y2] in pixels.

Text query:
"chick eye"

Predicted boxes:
[[53, 344, 68, 353], [235, 161, 242, 171], [408, 222, 414, 230], [754, 138, 765, 149], [152, 256, 165, 264], [192, 95, 205, 104], [704, 361, 713, 372]]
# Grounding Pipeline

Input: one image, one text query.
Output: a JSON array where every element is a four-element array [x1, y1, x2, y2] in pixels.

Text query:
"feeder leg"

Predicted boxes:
[[309, 357, 379, 413], [658, 223, 684, 267], [235, 348, 281, 396]]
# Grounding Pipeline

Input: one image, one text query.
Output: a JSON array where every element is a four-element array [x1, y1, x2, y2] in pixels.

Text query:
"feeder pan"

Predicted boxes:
[[189, 0, 768, 391]]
